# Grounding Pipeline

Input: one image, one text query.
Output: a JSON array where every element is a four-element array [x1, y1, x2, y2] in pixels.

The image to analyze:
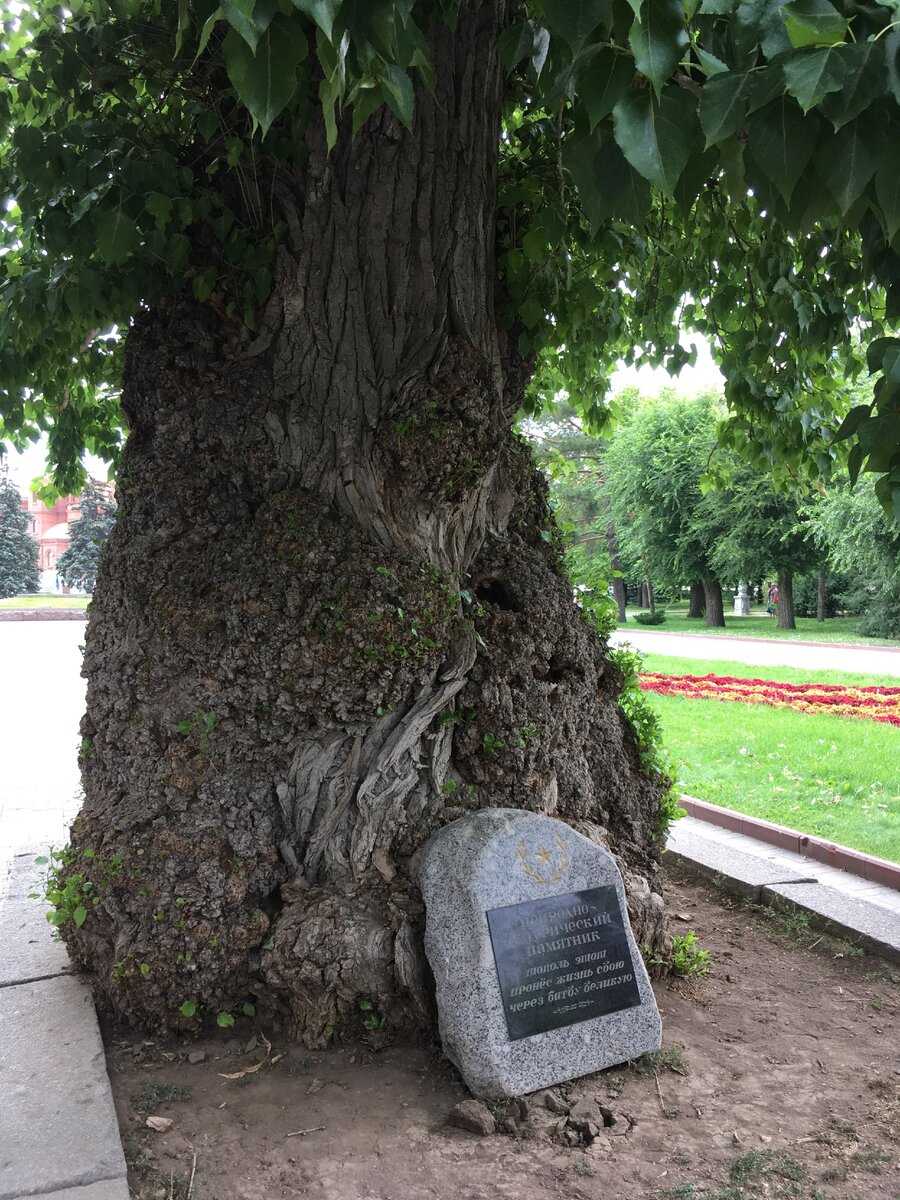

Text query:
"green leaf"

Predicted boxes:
[[847, 440, 864, 486], [873, 160, 900, 244], [499, 20, 545, 71], [859, 414, 900, 473], [781, 0, 847, 49], [564, 129, 652, 228], [816, 121, 876, 215], [698, 70, 754, 147], [833, 403, 871, 442], [579, 48, 634, 130], [95, 209, 139, 265], [242, 1002, 256, 1016], [746, 96, 817, 204], [782, 47, 850, 112], [145, 192, 172, 232], [223, 14, 308, 136], [73, 905, 87, 928], [217, 1011, 236, 1027], [867, 336, 900, 380], [220, 0, 279, 53], [819, 41, 885, 131], [695, 47, 728, 76], [293, 0, 341, 41], [542, 0, 609, 48], [630, 0, 689, 96], [179, 1000, 197, 1018], [886, 30, 900, 106], [140, 962, 151, 976], [380, 65, 414, 129], [612, 88, 696, 194]]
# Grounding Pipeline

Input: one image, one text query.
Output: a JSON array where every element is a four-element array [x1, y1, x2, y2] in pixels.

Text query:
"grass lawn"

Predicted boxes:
[[0, 595, 88, 608], [649, 691, 900, 862], [622, 609, 900, 647], [638, 652, 900, 690]]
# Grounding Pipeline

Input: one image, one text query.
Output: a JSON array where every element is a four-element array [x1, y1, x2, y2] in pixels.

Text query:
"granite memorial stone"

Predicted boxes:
[[419, 808, 661, 1098]]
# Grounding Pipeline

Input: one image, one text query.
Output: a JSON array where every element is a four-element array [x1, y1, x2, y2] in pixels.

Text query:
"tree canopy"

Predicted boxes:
[[1, 1, 898, 506]]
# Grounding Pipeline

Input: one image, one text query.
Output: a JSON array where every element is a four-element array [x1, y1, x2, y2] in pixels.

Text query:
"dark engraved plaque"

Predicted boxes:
[[486, 886, 641, 1041]]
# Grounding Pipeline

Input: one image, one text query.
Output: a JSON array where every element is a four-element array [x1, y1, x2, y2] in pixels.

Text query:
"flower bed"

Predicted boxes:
[[638, 671, 900, 727]]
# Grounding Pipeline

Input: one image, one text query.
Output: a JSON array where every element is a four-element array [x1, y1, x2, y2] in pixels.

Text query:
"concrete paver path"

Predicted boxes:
[[609, 627, 900, 676]]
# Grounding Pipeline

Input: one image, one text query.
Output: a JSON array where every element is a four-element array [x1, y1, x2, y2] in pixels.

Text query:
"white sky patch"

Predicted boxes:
[[610, 334, 724, 397], [2, 439, 111, 493]]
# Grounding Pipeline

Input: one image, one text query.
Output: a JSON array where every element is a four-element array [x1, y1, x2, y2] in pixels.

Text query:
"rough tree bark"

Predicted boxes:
[[817, 570, 826, 623], [61, 4, 669, 1044], [687, 581, 704, 619], [702, 579, 725, 627], [777, 572, 796, 630]]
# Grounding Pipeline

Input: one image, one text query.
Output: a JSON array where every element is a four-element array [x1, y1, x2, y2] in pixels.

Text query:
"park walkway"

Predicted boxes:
[[609, 627, 900, 676]]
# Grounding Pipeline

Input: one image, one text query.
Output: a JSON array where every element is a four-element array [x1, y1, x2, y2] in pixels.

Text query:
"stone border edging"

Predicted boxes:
[[618, 627, 900, 653], [679, 794, 900, 892], [0, 609, 87, 621]]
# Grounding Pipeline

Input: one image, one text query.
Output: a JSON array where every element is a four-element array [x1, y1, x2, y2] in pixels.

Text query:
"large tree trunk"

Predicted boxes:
[[687, 581, 704, 618], [817, 570, 826, 622], [61, 5, 668, 1045], [702, 578, 725, 627], [777, 572, 796, 630]]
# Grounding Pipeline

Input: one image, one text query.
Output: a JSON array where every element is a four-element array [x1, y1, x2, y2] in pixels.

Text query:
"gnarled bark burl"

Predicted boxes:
[[64, 3, 669, 1043]]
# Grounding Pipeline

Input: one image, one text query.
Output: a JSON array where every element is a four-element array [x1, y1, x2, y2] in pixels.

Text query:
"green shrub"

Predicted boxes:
[[855, 580, 900, 639], [633, 610, 666, 625]]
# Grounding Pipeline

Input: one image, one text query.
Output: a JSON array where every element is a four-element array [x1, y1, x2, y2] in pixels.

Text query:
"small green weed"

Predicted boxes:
[[133, 1082, 191, 1114], [629, 1043, 687, 1076], [671, 931, 711, 977], [358, 997, 386, 1031], [572, 1159, 596, 1177]]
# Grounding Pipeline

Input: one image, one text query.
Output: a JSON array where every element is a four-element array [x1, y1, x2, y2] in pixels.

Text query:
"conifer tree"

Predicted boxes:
[[57, 481, 117, 593], [0, 476, 39, 598]]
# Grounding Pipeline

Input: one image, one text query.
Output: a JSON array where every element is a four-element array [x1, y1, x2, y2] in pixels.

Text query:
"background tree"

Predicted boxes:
[[0, 474, 39, 598], [807, 479, 900, 637], [57, 481, 117, 593], [707, 466, 818, 629], [0, 2, 898, 1040], [603, 393, 731, 627]]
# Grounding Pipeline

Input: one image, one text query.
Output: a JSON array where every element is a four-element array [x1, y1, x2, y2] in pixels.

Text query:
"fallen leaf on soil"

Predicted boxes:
[[218, 1034, 272, 1080], [146, 1116, 173, 1132], [673, 912, 693, 921], [306, 1077, 324, 1095]]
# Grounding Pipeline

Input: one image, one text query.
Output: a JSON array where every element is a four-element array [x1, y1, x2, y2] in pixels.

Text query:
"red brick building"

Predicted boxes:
[[20, 493, 82, 591]]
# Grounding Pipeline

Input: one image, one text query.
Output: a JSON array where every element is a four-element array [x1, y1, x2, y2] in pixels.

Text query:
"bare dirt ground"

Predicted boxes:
[[104, 863, 900, 1200]]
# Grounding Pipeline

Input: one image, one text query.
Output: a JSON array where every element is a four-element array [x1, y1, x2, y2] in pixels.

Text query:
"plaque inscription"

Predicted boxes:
[[486, 886, 640, 1041]]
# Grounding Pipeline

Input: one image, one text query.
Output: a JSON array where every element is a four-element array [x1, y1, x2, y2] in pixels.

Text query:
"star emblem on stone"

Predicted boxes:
[[535, 846, 552, 865]]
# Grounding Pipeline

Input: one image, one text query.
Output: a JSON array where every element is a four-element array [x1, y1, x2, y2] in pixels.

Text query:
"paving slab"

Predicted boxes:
[[763, 882, 900, 964], [665, 822, 817, 899], [0, 894, 72, 988], [13, 1182, 130, 1200], [0, 975, 127, 1200]]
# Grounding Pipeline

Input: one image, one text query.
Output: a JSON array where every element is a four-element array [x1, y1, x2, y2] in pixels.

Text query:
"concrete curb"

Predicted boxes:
[[678, 794, 900, 891], [0, 854, 128, 1200], [618, 627, 900, 653], [667, 819, 900, 964], [0, 611, 87, 622]]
